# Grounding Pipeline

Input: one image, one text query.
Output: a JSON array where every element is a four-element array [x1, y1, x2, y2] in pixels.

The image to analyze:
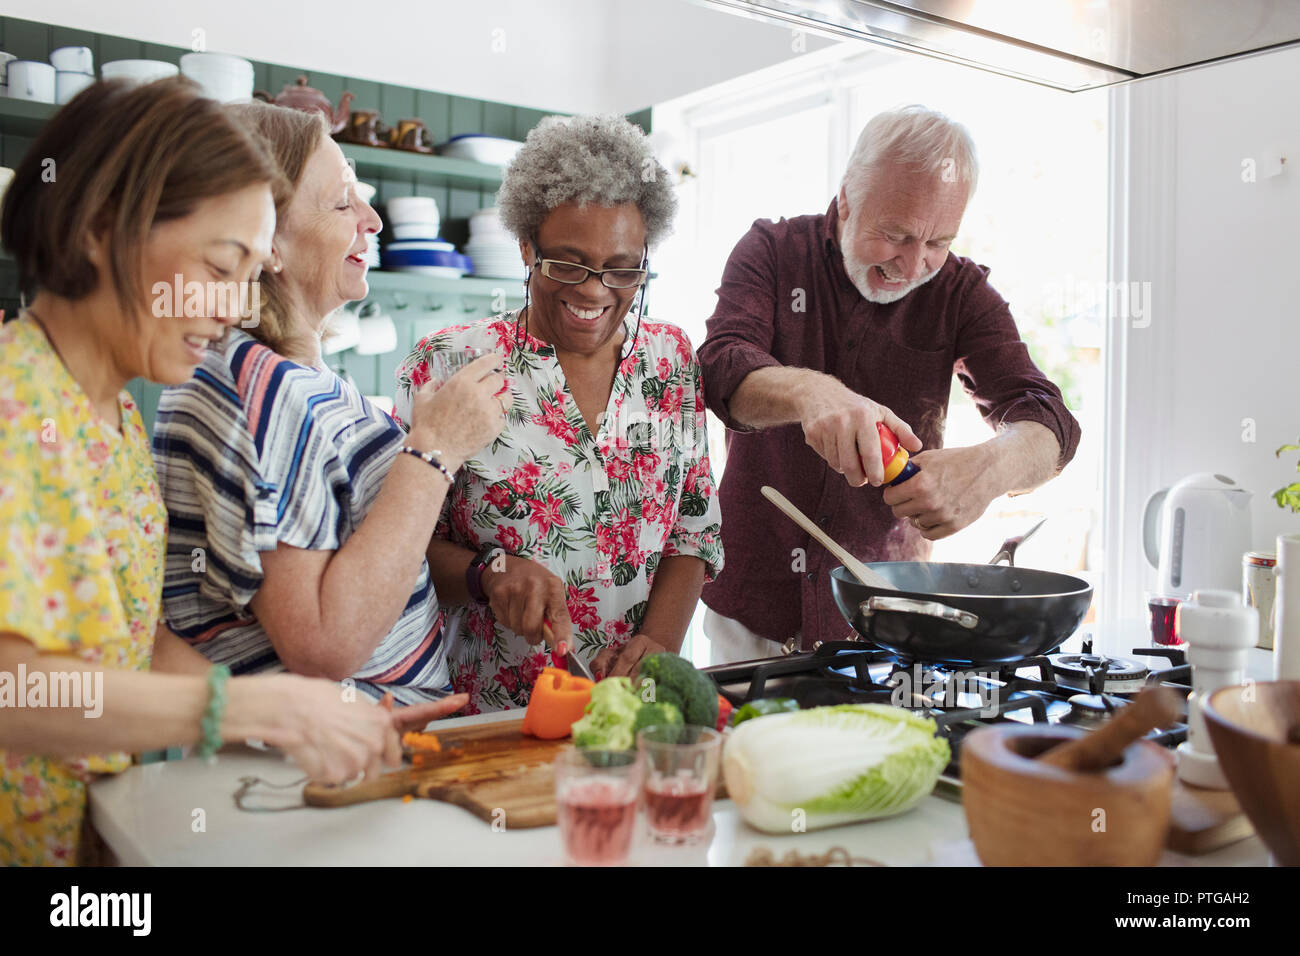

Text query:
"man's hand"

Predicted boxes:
[[591, 634, 669, 680], [798, 374, 922, 487], [881, 445, 999, 540]]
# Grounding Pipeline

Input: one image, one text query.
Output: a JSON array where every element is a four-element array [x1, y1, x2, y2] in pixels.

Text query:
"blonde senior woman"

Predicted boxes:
[[394, 115, 723, 714], [153, 102, 508, 706], [0, 78, 430, 867]]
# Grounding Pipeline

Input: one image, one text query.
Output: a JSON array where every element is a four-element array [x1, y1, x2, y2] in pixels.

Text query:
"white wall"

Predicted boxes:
[[1107, 46, 1300, 639], [7, 0, 832, 114]]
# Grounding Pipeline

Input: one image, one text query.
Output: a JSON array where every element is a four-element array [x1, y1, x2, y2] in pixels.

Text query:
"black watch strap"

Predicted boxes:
[[466, 546, 507, 605]]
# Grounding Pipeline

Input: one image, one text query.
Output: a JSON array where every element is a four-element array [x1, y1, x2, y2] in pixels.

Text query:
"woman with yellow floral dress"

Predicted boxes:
[[0, 77, 461, 866]]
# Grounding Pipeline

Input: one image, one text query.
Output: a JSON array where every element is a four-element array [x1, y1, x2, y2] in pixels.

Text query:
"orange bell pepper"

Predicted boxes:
[[521, 667, 594, 739]]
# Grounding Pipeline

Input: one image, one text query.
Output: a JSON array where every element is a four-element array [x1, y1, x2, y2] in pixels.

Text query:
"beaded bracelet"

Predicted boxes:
[[198, 663, 231, 760], [400, 445, 454, 483]]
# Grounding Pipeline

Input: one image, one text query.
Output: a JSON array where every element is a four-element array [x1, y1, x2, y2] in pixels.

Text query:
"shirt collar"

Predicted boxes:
[[822, 195, 842, 254]]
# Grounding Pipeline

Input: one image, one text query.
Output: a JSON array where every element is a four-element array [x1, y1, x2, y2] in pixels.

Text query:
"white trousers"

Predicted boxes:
[[703, 607, 790, 666]]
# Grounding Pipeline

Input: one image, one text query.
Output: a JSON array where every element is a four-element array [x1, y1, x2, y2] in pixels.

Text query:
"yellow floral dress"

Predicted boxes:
[[0, 317, 166, 866]]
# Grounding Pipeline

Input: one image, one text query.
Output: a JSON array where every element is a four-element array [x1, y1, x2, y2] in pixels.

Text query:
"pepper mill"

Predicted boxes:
[[1175, 588, 1257, 789]]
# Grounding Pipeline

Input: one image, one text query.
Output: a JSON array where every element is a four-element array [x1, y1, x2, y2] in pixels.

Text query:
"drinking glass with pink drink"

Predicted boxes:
[[554, 748, 641, 866], [636, 725, 722, 845]]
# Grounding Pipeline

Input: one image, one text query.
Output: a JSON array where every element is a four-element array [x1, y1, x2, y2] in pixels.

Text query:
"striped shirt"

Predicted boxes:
[[152, 328, 450, 703]]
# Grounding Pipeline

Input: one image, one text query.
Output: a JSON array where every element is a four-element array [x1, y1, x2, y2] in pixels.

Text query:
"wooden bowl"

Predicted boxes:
[[1203, 681, 1300, 865], [962, 724, 1175, 866]]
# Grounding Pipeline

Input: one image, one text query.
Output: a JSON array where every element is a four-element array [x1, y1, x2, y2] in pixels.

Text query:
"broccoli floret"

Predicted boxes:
[[636, 653, 718, 729], [631, 701, 683, 737], [571, 677, 642, 750]]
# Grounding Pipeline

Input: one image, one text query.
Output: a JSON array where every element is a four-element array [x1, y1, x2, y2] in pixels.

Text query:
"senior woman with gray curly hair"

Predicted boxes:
[[394, 114, 723, 713]]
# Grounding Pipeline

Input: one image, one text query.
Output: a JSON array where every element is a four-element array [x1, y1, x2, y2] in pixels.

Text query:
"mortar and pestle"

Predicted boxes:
[[961, 686, 1181, 866]]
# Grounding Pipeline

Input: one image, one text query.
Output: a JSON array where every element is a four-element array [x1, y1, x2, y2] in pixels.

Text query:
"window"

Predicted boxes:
[[654, 46, 1107, 662]]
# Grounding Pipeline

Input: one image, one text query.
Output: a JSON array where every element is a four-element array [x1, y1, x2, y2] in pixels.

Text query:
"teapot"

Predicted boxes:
[[254, 76, 353, 135]]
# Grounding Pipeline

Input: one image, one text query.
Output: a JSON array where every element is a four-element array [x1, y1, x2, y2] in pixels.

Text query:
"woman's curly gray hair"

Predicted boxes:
[[497, 114, 676, 248]]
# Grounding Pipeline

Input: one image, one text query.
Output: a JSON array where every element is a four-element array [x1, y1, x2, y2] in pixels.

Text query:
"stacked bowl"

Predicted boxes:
[[180, 52, 254, 103], [101, 60, 179, 85], [439, 134, 524, 166], [51, 46, 94, 104], [464, 208, 524, 280], [382, 196, 471, 278]]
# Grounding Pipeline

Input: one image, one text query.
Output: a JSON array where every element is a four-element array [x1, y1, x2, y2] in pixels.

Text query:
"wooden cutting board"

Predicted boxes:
[[301, 718, 729, 829], [302, 718, 569, 828], [1165, 778, 1255, 854]]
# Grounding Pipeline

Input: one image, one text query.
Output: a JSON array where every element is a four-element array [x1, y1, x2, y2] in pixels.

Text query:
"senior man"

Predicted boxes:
[[697, 105, 1081, 662]]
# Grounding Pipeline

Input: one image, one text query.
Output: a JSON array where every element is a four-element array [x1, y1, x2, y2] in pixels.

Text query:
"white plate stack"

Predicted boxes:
[[362, 232, 380, 270], [464, 207, 524, 280], [180, 52, 254, 103]]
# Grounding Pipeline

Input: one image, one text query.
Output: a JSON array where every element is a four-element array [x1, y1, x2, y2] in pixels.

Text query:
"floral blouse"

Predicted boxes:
[[0, 317, 166, 866], [394, 312, 723, 713]]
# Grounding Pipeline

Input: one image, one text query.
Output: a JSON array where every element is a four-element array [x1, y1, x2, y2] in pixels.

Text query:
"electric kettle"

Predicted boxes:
[[1143, 473, 1253, 595]]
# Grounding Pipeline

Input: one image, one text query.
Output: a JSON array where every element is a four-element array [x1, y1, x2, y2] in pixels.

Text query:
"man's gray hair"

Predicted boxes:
[[497, 113, 676, 248], [842, 105, 978, 202]]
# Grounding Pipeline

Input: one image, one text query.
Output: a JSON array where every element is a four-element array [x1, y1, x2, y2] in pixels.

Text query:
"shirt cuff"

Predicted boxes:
[[663, 532, 724, 583], [995, 393, 1082, 471], [699, 343, 783, 432]]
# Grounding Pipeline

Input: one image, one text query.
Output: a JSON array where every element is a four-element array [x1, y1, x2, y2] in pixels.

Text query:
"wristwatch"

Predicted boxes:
[[466, 545, 507, 605]]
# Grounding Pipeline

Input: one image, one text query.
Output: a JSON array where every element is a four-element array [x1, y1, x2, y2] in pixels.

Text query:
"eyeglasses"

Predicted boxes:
[[535, 255, 648, 290]]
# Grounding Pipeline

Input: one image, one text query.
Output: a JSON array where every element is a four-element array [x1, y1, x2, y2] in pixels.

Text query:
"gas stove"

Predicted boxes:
[[703, 639, 1191, 798]]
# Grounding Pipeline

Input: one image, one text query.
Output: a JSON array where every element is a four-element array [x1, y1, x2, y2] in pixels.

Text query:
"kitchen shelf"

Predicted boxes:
[[339, 142, 504, 190], [0, 97, 57, 137], [366, 270, 522, 299], [0, 100, 506, 190]]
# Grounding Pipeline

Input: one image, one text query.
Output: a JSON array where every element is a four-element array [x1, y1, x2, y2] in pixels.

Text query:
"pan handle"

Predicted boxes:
[[860, 595, 980, 630]]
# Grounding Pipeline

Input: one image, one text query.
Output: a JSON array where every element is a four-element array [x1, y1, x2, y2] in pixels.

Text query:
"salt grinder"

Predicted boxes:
[[1176, 588, 1257, 788]]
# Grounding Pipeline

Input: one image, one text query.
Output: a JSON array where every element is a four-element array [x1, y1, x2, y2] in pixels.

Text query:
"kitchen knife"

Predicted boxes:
[[542, 619, 596, 681]]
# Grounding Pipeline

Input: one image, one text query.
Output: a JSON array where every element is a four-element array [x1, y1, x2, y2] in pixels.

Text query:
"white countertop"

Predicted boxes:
[[89, 708, 1274, 867]]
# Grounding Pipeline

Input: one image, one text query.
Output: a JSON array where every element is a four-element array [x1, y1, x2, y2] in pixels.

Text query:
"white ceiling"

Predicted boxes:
[[8, 0, 835, 114]]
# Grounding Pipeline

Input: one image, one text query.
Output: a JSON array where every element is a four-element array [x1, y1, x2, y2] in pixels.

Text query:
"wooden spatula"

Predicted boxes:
[[1038, 686, 1182, 772], [760, 485, 895, 590]]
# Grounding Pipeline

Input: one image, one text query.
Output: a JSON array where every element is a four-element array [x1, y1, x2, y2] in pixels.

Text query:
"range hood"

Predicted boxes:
[[699, 0, 1300, 91]]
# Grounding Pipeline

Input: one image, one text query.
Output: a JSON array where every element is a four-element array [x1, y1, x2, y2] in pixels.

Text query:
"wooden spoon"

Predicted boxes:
[[760, 485, 895, 590], [1038, 686, 1182, 772]]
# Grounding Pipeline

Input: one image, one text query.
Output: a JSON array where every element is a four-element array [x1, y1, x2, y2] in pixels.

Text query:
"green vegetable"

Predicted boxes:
[[636, 653, 718, 729], [571, 677, 643, 750], [722, 704, 950, 834], [730, 697, 800, 727], [631, 701, 683, 737], [1274, 441, 1300, 513]]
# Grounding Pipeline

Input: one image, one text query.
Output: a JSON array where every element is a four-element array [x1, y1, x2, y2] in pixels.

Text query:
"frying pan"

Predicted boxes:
[[830, 561, 1092, 666]]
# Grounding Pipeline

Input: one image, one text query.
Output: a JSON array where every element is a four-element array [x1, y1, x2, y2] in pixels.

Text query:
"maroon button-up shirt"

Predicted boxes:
[[697, 198, 1082, 648]]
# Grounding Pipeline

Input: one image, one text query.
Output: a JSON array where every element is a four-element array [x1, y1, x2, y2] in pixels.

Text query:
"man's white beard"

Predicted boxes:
[[843, 253, 940, 304]]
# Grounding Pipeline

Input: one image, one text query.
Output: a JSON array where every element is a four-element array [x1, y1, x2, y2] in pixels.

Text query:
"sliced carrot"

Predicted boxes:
[[402, 731, 442, 753]]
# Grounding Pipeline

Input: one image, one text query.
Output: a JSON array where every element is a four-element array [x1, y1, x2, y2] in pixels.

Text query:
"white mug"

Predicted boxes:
[[355, 311, 398, 356], [56, 70, 95, 104], [8, 61, 55, 103], [50, 45, 93, 74]]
